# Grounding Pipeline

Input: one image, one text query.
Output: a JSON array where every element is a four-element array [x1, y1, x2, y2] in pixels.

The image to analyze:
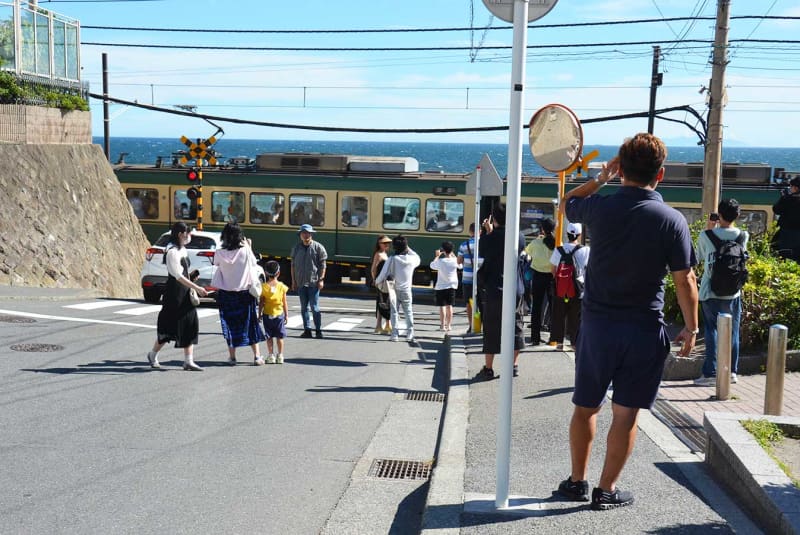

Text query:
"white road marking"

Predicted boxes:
[[322, 318, 364, 331], [115, 305, 163, 316], [196, 308, 219, 318], [286, 316, 305, 329], [0, 309, 154, 329], [64, 300, 132, 310]]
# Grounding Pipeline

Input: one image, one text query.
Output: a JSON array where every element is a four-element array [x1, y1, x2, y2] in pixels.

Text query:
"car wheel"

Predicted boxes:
[[143, 288, 162, 303]]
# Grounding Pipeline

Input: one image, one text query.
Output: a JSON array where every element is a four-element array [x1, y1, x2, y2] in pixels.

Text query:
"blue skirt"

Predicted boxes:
[[217, 289, 266, 348]]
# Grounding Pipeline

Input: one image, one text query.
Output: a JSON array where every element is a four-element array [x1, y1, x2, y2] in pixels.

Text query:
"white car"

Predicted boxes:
[[140, 230, 222, 303]]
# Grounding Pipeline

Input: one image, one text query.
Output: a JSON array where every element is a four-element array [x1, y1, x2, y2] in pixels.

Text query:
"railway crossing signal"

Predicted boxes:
[[186, 168, 200, 182], [178, 135, 218, 166]]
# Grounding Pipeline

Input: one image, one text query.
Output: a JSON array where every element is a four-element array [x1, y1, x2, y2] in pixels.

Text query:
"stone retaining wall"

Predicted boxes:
[[0, 144, 150, 298], [0, 105, 91, 144]]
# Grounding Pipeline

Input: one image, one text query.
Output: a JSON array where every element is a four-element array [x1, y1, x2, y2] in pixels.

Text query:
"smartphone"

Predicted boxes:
[[709, 213, 720, 222]]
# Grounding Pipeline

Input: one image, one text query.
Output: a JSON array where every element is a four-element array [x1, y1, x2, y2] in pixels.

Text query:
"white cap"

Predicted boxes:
[[567, 222, 582, 235]]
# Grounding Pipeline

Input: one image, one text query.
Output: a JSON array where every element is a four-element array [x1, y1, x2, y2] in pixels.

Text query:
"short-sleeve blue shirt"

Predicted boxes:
[[565, 186, 697, 325]]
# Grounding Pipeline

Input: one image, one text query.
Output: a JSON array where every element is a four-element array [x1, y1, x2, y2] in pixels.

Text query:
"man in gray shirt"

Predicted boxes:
[[291, 224, 328, 338]]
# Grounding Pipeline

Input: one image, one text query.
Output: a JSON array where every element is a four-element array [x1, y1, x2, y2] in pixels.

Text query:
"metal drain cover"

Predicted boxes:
[[0, 315, 36, 324], [405, 391, 446, 402], [10, 343, 64, 352], [367, 459, 432, 480]]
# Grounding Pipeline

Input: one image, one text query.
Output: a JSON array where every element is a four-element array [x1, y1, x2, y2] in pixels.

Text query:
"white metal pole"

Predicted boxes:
[[473, 166, 482, 322], [496, 0, 529, 510]]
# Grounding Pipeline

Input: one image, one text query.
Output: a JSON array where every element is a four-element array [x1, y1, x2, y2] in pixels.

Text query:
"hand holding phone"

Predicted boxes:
[[709, 213, 720, 222]]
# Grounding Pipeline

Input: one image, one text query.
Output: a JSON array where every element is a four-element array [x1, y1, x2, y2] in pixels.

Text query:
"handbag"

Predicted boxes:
[[248, 247, 263, 299], [375, 257, 395, 294], [188, 288, 200, 306]]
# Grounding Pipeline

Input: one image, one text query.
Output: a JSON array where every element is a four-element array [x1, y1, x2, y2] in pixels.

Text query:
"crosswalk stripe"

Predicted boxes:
[[286, 316, 305, 329], [323, 318, 364, 331], [64, 300, 132, 310], [115, 305, 163, 316], [196, 309, 218, 318]]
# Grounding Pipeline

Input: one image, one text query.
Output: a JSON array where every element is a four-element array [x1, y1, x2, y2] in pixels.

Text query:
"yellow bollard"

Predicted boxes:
[[471, 299, 482, 334]]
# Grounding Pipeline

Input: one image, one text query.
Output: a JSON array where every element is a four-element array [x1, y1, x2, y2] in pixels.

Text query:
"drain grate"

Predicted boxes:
[[0, 315, 36, 324], [652, 398, 706, 453], [367, 459, 432, 480], [10, 343, 64, 353], [405, 391, 445, 402]]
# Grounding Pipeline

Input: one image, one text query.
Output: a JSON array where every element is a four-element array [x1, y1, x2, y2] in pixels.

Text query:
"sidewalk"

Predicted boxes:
[[658, 372, 800, 453], [423, 335, 768, 534]]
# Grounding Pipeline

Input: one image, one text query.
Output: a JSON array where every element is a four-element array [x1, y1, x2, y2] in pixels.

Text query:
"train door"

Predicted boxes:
[[333, 190, 371, 258]]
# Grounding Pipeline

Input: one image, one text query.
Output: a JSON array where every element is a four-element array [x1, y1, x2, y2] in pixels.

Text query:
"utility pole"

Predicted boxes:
[[647, 46, 662, 134], [702, 0, 731, 217]]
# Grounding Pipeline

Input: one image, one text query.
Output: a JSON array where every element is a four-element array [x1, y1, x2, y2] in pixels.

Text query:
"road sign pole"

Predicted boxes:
[[473, 165, 482, 330], [496, 0, 529, 510]]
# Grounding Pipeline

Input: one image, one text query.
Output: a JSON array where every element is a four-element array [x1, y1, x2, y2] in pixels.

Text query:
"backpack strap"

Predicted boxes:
[[704, 229, 724, 249], [734, 232, 746, 246], [557, 246, 567, 258]]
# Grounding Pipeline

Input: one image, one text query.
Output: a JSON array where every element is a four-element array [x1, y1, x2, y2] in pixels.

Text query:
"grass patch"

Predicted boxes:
[[742, 419, 800, 489]]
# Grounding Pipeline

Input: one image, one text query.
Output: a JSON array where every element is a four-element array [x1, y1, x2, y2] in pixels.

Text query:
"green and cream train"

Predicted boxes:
[[116, 152, 782, 287]]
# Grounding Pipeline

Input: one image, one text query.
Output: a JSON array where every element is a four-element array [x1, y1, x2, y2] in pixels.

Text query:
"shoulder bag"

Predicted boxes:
[[375, 257, 395, 294]]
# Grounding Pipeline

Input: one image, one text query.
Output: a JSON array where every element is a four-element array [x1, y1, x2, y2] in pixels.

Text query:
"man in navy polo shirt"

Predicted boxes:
[[555, 133, 699, 511]]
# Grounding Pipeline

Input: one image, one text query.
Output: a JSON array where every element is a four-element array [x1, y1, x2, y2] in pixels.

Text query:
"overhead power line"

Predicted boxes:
[[88, 91, 702, 137], [80, 15, 798, 34]]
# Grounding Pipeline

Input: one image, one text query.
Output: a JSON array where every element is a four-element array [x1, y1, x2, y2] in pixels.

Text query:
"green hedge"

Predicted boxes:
[[0, 71, 88, 111], [664, 221, 799, 350]]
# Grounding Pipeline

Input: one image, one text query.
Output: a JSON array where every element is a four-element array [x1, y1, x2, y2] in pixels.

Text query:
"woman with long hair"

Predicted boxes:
[[146, 222, 208, 370], [370, 235, 393, 334], [524, 217, 556, 346], [212, 222, 266, 365]]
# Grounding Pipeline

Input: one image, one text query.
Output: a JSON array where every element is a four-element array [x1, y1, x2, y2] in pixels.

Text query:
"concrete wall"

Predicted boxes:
[[0, 144, 150, 298], [0, 105, 91, 144]]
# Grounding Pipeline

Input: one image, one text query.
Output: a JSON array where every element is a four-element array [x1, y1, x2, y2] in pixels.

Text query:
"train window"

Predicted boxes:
[[520, 202, 555, 237], [424, 199, 464, 233], [211, 191, 245, 223], [126, 188, 158, 219], [341, 196, 368, 227], [383, 197, 420, 230], [289, 194, 325, 227], [250, 192, 285, 225], [173, 190, 196, 220], [740, 210, 767, 235]]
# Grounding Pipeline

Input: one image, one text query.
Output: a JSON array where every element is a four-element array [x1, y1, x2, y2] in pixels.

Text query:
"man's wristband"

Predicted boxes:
[[685, 327, 700, 335], [593, 177, 606, 186]]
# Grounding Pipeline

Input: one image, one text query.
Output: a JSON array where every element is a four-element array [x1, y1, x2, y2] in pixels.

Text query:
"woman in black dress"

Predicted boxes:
[[370, 235, 393, 334], [146, 222, 208, 370]]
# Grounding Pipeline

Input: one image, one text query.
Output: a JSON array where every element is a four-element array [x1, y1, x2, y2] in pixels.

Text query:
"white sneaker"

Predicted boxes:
[[265, 354, 276, 364], [276, 353, 284, 364], [693, 376, 715, 386], [730, 373, 738, 384], [254, 356, 265, 366], [390, 335, 399, 342], [146, 351, 160, 369]]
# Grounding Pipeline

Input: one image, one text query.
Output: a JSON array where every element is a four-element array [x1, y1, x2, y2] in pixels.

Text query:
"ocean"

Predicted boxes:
[[97, 137, 800, 178]]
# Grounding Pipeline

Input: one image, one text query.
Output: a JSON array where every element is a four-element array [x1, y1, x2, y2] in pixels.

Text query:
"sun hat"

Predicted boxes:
[[379, 236, 392, 243], [298, 224, 315, 234]]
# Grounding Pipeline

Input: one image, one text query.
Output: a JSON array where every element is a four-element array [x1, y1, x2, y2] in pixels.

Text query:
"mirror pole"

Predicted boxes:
[[555, 171, 566, 247]]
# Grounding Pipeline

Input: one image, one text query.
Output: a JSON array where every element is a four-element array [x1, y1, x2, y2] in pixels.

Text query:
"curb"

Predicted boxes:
[[421, 334, 468, 534]]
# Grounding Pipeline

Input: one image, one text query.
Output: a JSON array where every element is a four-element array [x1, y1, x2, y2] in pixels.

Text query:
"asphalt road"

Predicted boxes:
[[0, 292, 446, 534]]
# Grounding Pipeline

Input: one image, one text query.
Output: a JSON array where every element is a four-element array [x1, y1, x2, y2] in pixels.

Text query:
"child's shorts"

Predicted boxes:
[[435, 288, 456, 307], [262, 315, 286, 339]]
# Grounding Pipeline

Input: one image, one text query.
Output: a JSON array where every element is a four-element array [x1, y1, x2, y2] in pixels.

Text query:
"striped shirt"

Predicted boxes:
[[457, 237, 475, 283]]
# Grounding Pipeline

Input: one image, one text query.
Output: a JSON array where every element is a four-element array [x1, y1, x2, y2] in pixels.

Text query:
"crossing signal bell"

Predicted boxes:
[[186, 168, 200, 182], [187, 187, 200, 200]]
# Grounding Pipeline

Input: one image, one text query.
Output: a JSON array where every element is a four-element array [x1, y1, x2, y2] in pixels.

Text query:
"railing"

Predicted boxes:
[[0, 2, 81, 84]]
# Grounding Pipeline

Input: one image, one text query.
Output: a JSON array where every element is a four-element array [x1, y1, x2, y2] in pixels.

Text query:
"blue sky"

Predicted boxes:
[[44, 0, 800, 147]]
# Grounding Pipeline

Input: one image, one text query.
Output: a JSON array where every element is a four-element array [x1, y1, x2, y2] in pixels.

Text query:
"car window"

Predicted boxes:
[[154, 235, 171, 247], [186, 237, 218, 250]]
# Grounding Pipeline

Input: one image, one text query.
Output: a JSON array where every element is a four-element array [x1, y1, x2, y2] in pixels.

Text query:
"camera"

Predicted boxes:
[[782, 187, 790, 197], [709, 213, 720, 222]]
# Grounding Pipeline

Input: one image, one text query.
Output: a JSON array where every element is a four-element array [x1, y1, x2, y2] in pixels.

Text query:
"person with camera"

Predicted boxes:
[[374, 235, 420, 343], [773, 176, 800, 262], [474, 203, 526, 380], [694, 200, 749, 387], [430, 241, 461, 332]]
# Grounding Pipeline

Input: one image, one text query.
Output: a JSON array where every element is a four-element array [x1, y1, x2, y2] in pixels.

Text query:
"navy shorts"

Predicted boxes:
[[262, 315, 286, 339], [435, 288, 456, 307], [461, 282, 473, 306], [573, 314, 670, 409]]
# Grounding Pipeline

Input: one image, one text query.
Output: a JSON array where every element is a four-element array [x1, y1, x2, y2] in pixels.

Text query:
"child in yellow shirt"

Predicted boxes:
[[259, 261, 290, 363]]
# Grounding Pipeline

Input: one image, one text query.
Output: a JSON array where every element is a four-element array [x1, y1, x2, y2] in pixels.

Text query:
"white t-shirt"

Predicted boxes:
[[430, 255, 461, 290], [550, 243, 590, 287]]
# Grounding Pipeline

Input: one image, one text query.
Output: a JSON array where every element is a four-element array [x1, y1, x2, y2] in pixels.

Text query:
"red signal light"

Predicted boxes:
[[186, 168, 200, 182]]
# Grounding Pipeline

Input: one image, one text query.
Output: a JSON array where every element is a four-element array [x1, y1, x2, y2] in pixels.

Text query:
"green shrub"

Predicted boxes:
[[0, 71, 88, 111], [664, 220, 799, 350]]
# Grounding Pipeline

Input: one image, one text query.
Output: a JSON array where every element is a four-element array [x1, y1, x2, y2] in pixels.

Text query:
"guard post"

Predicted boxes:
[[715, 313, 732, 401], [764, 324, 788, 416]]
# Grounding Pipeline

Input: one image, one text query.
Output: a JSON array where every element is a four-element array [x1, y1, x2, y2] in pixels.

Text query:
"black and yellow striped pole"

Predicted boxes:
[[196, 159, 204, 230]]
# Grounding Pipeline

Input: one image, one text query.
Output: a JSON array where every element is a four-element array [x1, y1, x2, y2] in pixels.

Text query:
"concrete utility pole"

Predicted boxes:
[[647, 46, 662, 134], [702, 0, 731, 217]]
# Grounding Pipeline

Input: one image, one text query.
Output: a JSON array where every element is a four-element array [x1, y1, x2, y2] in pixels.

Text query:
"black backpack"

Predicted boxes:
[[705, 230, 749, 297]]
